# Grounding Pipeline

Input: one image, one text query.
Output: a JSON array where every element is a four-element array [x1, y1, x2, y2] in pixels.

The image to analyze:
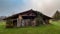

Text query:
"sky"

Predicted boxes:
[[0, 0, 60, 17]]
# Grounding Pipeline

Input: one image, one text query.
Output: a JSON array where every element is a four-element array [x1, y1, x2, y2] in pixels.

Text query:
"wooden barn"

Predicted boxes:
[[4, 9, 52, 28], [52, 10, 60, 20]]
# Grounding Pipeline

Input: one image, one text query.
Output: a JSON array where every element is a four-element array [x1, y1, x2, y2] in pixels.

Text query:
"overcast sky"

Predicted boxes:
[[0, 0, 60, 17]]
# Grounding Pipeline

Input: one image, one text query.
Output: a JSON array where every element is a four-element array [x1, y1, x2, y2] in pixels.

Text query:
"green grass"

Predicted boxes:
[[0, 21, 60, 34]]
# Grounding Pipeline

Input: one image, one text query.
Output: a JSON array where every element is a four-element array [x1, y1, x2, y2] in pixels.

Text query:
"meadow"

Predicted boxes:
[[0, 21, 60, 34]]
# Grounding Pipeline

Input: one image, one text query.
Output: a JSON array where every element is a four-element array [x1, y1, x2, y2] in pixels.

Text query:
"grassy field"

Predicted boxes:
[[0, 21, 60, 34]]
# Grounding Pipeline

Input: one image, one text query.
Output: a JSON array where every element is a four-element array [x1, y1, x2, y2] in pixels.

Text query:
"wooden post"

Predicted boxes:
[[17, 15, 22, 27]]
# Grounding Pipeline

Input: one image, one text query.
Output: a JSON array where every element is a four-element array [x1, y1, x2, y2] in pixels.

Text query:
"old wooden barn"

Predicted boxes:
[[4, 9, 52, 28]]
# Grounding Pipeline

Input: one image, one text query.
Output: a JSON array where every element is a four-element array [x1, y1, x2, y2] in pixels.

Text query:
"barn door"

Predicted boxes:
[[21, 19, 31, 27], [21, 19, 25, 27]]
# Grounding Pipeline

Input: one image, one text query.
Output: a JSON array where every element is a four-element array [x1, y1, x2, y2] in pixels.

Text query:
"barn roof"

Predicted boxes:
[[3, 9, 52, 20]]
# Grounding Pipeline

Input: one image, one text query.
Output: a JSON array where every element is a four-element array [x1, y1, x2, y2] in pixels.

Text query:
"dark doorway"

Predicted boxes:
[[13, 19, 17, 27]]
